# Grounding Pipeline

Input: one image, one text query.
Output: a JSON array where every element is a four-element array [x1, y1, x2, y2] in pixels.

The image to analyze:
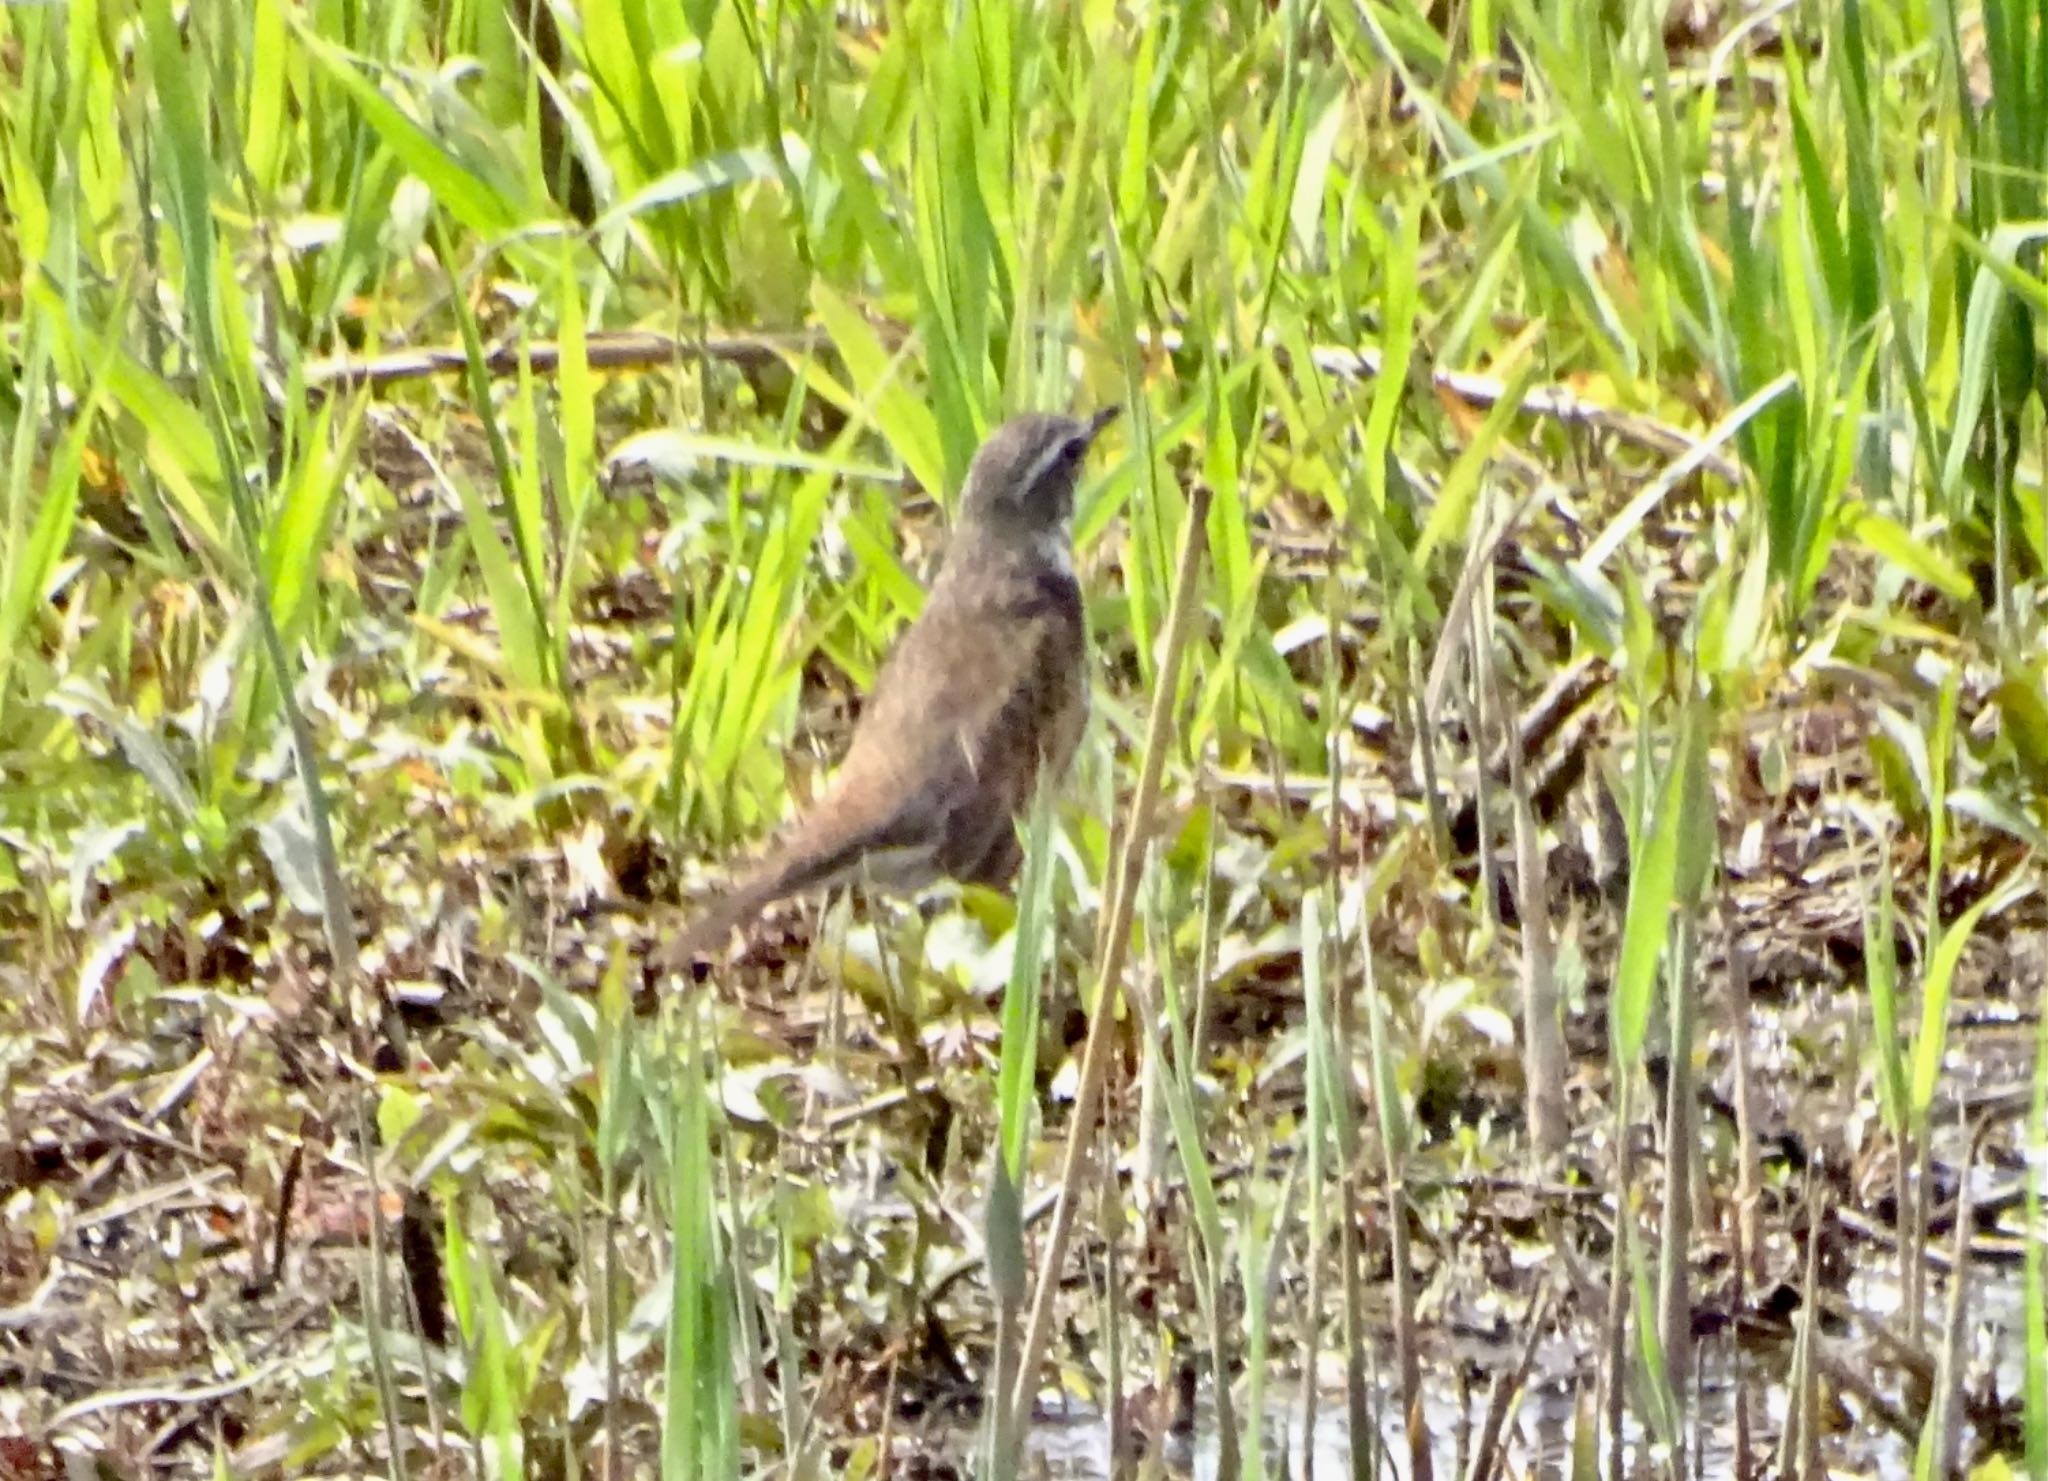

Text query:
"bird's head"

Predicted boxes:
[[957, 406, 1119, 535]]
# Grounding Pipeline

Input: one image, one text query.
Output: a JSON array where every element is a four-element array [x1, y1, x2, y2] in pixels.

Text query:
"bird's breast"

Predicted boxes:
[[932, 540, 1083, 628], [1009, 564, 1083, 624]]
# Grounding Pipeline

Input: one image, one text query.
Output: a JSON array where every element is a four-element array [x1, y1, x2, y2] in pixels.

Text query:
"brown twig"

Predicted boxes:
[[303, 327, 827, 392]]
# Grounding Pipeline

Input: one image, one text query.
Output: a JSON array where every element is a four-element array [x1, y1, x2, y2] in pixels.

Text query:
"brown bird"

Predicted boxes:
[[667, 406, 1118, 964]]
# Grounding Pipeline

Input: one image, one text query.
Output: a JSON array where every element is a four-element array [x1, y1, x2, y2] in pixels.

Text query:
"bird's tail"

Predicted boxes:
[[655, 839, 850, 976], [658, 871, 785, 973], [655, 807, 917, 979]]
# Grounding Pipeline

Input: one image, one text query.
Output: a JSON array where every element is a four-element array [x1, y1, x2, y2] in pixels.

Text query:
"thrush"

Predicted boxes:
[[667, 406, 1117, 964]]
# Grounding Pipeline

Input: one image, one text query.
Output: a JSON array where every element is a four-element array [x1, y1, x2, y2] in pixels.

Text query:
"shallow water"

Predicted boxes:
[[1016, 1260, 2029, 1479]]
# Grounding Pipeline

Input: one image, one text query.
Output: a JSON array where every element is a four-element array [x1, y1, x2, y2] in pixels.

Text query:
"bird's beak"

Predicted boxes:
[[1082, 405, 1122, 444]]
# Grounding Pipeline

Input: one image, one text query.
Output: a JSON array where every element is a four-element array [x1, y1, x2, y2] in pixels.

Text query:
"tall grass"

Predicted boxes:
[[4, 0, 2045, 1474]]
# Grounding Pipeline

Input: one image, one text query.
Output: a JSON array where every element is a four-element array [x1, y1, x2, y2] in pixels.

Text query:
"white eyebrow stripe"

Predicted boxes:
[[1021, 435, 1080, 495]]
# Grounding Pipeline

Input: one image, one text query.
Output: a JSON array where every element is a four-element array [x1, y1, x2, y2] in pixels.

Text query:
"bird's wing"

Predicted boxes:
[[664, 555, 1083, 964], [840, 558, 1086, 881]]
